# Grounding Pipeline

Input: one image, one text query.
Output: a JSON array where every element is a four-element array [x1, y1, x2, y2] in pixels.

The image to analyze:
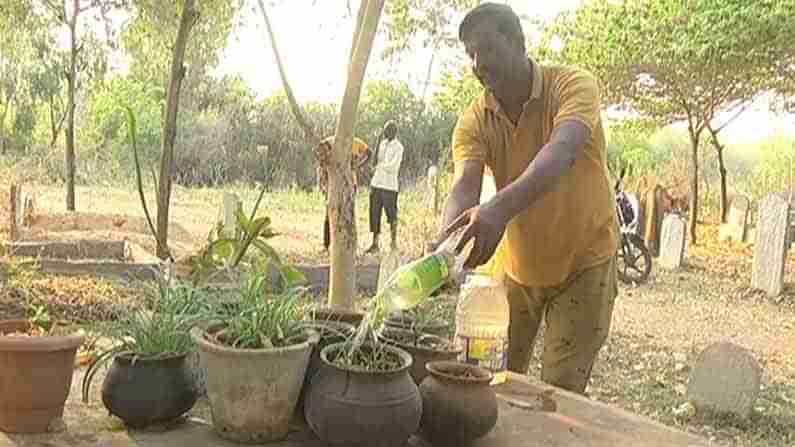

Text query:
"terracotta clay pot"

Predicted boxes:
[[101, 352, 199, 428], [379, 327, 461, 385], [296, 321, 355, 414], [305, 342, 421, 447], [418, 361, 498, 446], [0, 320, 84, 433]]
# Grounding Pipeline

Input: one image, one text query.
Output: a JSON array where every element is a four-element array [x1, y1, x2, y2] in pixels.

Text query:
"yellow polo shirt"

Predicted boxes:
[[452, 62, 618, 287], [318, 136, 369, 188]]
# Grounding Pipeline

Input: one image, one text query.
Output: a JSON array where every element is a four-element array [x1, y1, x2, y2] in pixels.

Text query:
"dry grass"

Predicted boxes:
[[3, 182, 440, 264]]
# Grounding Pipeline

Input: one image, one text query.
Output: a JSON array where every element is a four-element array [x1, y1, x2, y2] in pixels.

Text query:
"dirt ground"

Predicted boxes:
[[1, 184, 794, 446]]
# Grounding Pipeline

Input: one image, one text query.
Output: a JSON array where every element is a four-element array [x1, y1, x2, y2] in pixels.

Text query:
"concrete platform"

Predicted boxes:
[[68, 373, 709, 447]]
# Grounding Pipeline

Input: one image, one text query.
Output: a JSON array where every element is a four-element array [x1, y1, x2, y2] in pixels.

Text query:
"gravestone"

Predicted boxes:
[[221, 192, 241, 237], [659, 214, 686, 270], [718, 195, 750, 242], [751, 194, 790, 297], [687, 341, 761, 420], [426, 165, 439, 213]]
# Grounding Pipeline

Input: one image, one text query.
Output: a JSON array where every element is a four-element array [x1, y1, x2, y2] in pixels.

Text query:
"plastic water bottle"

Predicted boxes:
[[374, 228, 468, 314], [454, 273, 510, 385]]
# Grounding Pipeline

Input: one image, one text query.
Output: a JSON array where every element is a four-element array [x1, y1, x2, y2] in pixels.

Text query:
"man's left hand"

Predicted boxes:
[[439, 200, 508, 270]]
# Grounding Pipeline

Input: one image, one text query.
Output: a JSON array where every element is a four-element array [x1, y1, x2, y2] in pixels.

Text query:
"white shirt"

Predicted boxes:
[[370, 138, 404, 192]]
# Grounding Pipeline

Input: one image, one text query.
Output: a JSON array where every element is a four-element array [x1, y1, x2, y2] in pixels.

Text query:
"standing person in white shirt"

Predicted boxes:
[[364, 120, 404, 253]]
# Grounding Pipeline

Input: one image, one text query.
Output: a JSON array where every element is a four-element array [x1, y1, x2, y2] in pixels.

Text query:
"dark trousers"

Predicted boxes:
[[369, 187, 398, 235]]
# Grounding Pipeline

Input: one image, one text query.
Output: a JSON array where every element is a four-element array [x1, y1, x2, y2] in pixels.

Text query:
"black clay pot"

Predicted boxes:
[[101, 352, 199, 428], [419, 361, 498, 446], [305, 342, 421, 447], [296, 321, 355, 414], [379, 327, 462, 385]]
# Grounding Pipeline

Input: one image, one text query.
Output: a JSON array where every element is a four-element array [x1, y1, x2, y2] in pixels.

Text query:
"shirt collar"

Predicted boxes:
[[484, 59, 543, 112]]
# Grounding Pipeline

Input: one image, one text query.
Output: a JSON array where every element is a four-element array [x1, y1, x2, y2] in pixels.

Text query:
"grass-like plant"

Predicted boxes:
[[202, 271, 309, 349], [327, 341, 404, 372], [81, 278, 210, 403]]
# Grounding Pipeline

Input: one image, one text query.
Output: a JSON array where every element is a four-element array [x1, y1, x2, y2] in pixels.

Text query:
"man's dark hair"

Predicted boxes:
[[383, 120, 398, 139], [458, 3, 525, 50]]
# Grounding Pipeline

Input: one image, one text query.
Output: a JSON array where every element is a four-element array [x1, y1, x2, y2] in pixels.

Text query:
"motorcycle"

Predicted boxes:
[[614, 167, 652, 284]]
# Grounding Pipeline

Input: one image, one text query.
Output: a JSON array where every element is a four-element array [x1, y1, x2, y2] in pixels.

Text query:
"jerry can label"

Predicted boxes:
[[455, 335, 508, 373]]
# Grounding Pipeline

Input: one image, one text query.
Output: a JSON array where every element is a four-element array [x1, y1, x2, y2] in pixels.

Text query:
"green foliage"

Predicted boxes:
[[431, 66, 482, 116], [122, 0, 243, 104], [204, 272, 307, 349], [749, 136, 795, 199], [80, 279, 211, 402], [83, 76, 164, 162], [605, 119, 667, 177], [538, 0, 795, 127]]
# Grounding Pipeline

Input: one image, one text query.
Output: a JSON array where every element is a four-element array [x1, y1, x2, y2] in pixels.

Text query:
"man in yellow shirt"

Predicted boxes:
[[431, 3, 619, 395], [314, 135, 369, 252]]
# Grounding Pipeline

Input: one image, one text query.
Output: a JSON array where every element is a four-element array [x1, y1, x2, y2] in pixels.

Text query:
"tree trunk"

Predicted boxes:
[[256, 0, 318, 145], [716, 144, 728, 224], [687, 129, 701, 245], [156, 0, 197, 260], [706, 125, 729, 224], [65, 0, 79, 211], [327, 0, 385, 310]]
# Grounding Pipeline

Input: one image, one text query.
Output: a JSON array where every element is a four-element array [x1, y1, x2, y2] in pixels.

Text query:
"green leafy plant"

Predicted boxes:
[[81, 278, 210, 403], [187, 185, 306, 289], [27, 303, 53, 334], [202, 271, 308, 350]]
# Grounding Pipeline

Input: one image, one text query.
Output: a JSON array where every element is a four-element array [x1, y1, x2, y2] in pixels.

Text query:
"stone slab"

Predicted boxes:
[[3, 240, 129, 260], [32, 259, 162, 281]]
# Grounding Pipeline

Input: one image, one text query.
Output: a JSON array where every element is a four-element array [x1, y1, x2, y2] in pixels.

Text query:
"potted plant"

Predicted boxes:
[[191, 271, 318, 443], [0, 304, 85, 433], [418, 361, 498, 445], [80, 278, 208, 428], [379, 297, 460, 384], [304, 340, 422, 447]]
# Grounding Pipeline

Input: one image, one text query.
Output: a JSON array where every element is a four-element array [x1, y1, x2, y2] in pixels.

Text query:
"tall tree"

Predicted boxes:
[[538, 0, 795, 243], [154, 0, 198, 260], [41, 0, 124, 210], [327, 0, 385, 310]]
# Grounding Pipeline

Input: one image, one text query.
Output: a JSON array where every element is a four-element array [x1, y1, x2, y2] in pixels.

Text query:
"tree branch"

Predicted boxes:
[[256, 0, 319, 145]]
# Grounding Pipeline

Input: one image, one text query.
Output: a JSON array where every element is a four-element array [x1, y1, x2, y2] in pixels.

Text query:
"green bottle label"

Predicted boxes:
[[395, 254, 449, 295]]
